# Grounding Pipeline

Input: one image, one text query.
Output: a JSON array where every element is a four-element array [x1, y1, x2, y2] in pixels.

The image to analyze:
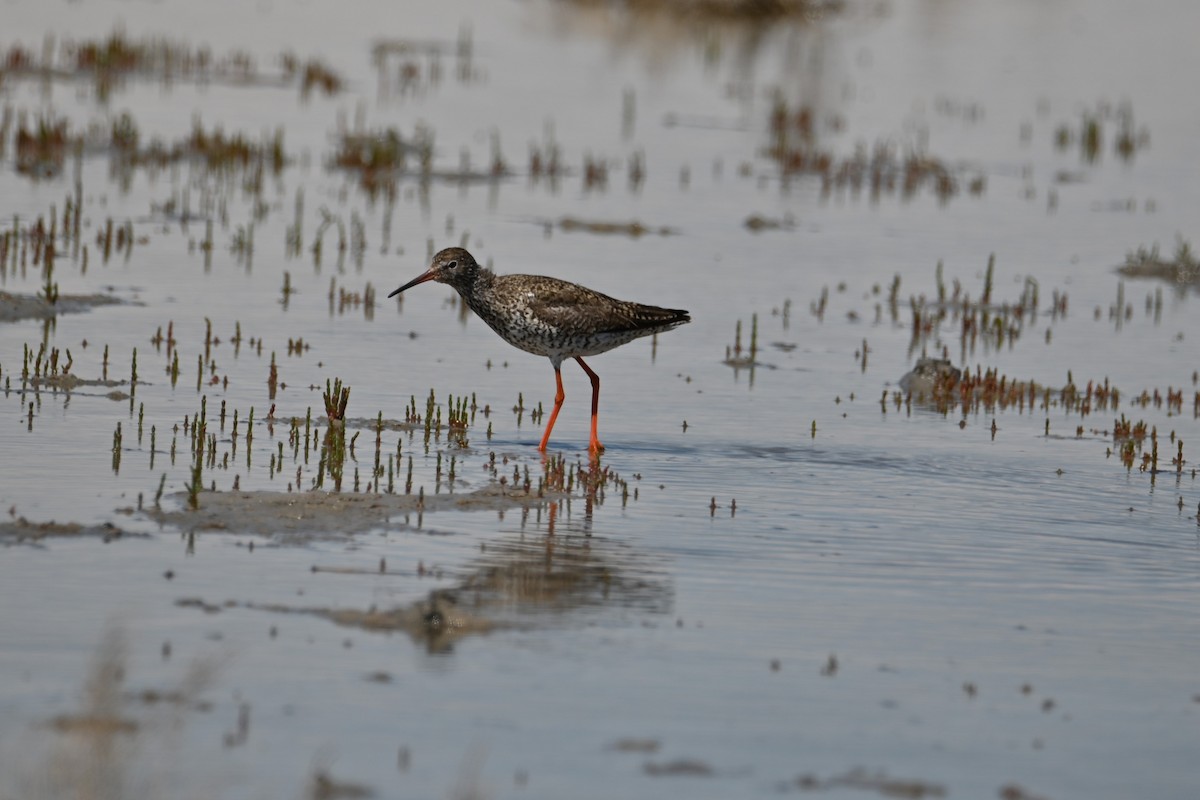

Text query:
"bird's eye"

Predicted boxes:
[[446, 260, 458, 270]]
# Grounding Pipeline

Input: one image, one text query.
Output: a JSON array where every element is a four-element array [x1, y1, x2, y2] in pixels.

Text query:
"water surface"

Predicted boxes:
[[0, 1, 1197, 798]]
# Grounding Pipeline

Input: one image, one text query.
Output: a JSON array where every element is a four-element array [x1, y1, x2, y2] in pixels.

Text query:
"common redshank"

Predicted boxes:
[[388, 247, 690, 453]]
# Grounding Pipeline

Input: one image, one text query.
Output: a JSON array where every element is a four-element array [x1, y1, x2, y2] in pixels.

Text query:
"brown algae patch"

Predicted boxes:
[[146, 483, 566, 539]]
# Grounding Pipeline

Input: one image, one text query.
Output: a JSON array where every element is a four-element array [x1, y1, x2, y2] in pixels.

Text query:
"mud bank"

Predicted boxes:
[[145, 482, 567, 539]]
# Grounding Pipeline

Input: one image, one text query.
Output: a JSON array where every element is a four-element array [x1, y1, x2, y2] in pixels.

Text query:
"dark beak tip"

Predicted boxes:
[[389, 270, 436, 298]]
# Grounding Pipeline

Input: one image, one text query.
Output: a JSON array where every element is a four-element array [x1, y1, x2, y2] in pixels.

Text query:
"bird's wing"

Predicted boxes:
[[525, 281, 637, 332]]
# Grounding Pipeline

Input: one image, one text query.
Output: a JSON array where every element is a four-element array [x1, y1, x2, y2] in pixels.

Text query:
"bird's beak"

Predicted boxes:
[[388, 269, 437, 298]]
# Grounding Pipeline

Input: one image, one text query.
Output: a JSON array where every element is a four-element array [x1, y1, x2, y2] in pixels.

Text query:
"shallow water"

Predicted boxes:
[[1, 0, 1198, 797]]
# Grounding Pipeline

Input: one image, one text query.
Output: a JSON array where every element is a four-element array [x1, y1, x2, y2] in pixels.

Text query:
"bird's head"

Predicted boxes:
[[388, 247, 481, 298]]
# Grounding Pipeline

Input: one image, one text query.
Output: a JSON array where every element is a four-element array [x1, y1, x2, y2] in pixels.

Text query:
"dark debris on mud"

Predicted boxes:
[[0, 517, 136, 544], [255, 589, 495, 653], [0, 291, 123, 323], [176, 588, 495, 655], [1118, 240, 1200, 288], [784, 768, 946, 797]]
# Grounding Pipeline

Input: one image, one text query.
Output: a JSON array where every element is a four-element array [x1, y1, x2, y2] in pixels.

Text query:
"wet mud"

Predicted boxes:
[[145, 483, 568, 539]]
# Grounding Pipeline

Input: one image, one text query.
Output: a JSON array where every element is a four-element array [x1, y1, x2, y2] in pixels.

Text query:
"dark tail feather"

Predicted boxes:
[[633, 305, 690, 330]]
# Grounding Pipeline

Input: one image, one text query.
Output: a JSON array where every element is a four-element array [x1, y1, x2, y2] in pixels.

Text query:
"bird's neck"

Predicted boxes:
[[459, 267, 496, 305]]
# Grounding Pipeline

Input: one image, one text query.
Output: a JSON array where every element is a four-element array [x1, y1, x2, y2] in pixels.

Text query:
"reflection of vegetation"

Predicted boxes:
[[330, 123, 514, 194], [9, 625, 221, 798], [891, 354, 1197, 492], [187, 397, 208, 509], [1054, 102, 1148, 163], [40, 250, 59, 305], [562, 0, 843, 19], [766, 96, 986, 203], [12, 112, 287, 184], [371, 28, 481, 98], [331, 125, 434, 193], [461, 532, 672, 616], [885, 253, 1197, 491], [893, 362, 1108, 419], [332, 121, 518, 194], [15, 114, 72, 178], [895, 256, 1065, 360], [248, 498, 672, 654], [333, 127, 421, 171], [280, 52, 344, 98], [0, 29, 343, 101], [723, 314, 761, 382], [1111, 415, 1191, 478], [1118, 238, 1200, 288], [125, 119, 287, 174]]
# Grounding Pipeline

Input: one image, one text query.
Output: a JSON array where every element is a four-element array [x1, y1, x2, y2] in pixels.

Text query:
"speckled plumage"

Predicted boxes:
[[389, 247, 690, 452]]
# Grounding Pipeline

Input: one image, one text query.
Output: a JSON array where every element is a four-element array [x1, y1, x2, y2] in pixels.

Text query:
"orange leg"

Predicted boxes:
[[538, 366, 566, 451], [575, 356, 605, 453]]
